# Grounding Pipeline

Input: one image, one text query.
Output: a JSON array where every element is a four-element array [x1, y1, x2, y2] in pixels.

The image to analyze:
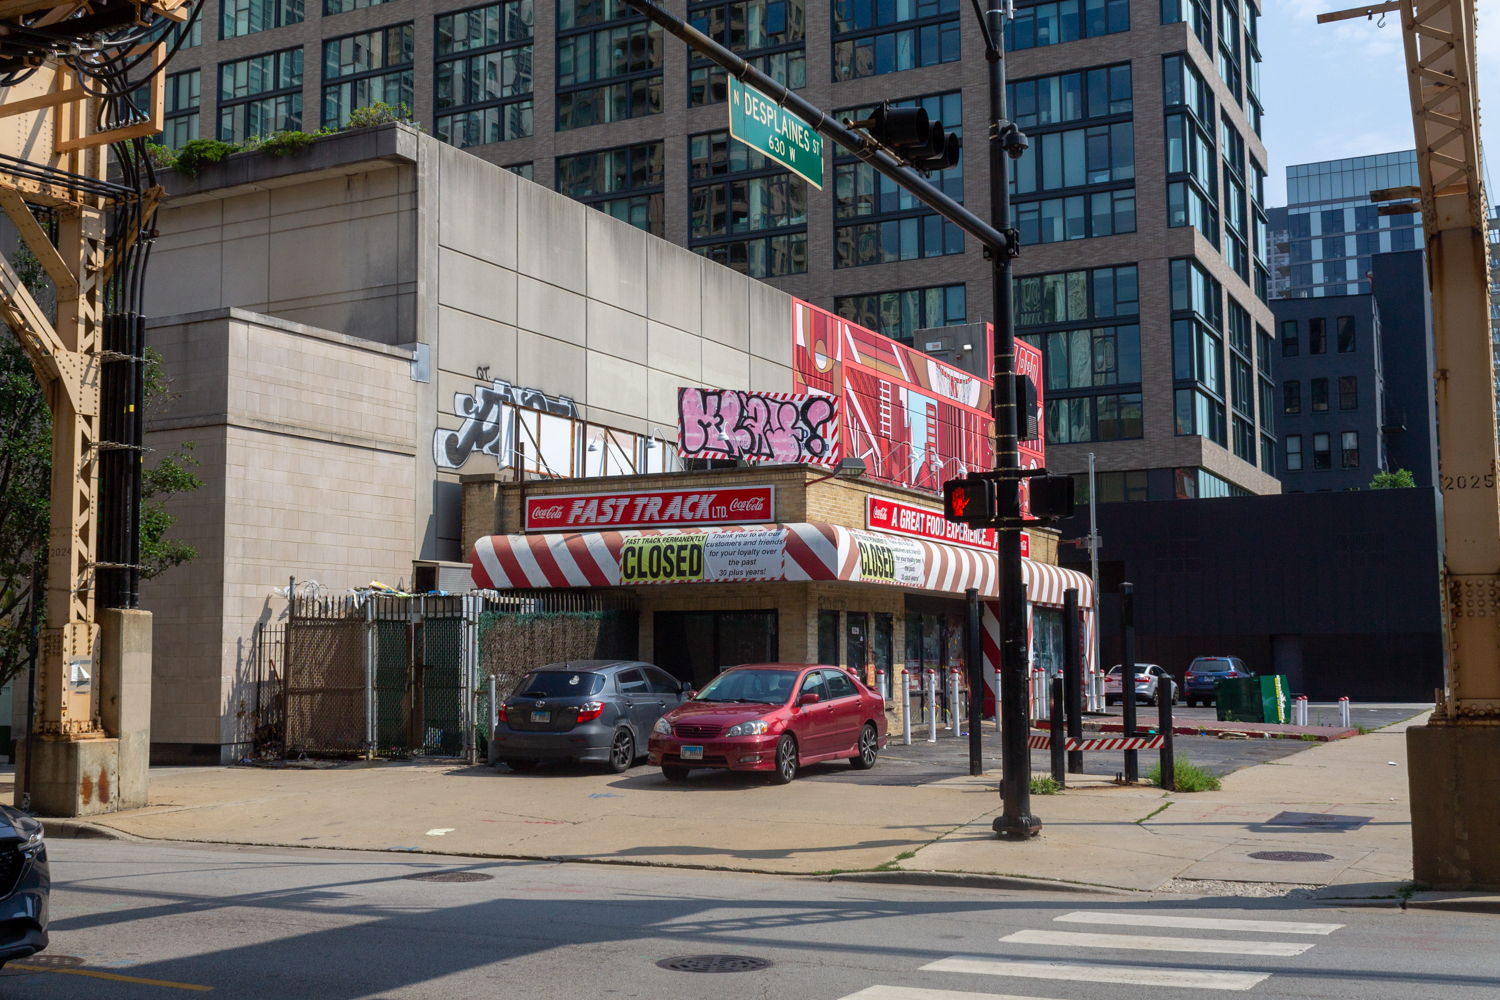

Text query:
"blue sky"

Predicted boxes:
[[1259, 0, 1497, 206]]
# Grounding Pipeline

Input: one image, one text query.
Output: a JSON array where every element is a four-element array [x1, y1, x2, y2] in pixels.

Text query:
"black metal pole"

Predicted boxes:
[[983, 0, 1037, 841], [1159, 669, 1175, 791], [966, 587, 983, 776], [1121, 582, 1138, 783], [1050, 675, 1065, 787], [1063, 587, 1083, 774]]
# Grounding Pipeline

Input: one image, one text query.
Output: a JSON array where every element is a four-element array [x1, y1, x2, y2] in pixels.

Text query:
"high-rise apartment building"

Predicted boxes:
[[153, 0, 1278, 498], [1268, 151, 1423, 300]]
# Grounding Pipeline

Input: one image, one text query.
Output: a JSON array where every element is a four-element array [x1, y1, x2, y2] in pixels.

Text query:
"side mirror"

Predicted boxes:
[[798, 692, 821, 706], [682, 686, 695, 698]]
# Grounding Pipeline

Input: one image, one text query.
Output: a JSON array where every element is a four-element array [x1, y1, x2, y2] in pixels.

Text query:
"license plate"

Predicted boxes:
[[680, 746, 704, 760], [530, 711, 550, 723]]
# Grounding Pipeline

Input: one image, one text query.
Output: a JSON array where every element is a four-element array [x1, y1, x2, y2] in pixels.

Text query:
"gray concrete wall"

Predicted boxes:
[[142, 309, 418, 759]]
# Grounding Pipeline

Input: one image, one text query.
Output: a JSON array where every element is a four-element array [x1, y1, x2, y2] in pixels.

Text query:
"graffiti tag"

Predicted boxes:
[[434, 378, 578, 469], [677, 387, 840, 467]]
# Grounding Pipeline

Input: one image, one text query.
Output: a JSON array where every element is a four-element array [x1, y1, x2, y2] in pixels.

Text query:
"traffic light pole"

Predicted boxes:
[[980, 0, 1039, 840]]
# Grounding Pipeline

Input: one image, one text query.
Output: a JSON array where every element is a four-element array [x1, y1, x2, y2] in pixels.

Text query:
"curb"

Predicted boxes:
[[36, 819, 138, 841], [1404, 896, 1500, 915], [825, 869, 1132, 895], [1031, 721, 1359, 742]]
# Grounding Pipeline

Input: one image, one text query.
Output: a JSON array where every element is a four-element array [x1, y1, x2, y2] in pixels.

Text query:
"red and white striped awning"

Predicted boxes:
[[1022, 559, 1094, 608], [469, 521, 1050, 598]]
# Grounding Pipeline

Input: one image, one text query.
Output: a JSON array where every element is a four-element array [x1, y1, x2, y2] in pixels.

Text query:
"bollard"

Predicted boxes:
[[1158, 676, 1175, 792], [1294, 695, 1308, 727], [927, 669, 939, 743], [1050, 676, 1065, 788], [1120, 582, 1138, 783], [1339, 696, 1351, 728], [876, 668, 887, 702], [902, 669, 913, 746], [950, 667, 963, 735]]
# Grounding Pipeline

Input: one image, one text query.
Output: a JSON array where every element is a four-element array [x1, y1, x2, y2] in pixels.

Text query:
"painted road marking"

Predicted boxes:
[[1055, 911, 1344, 935], [10, 964, 212, 990], [921, 956, 1269, 991], [1001, 929, 1314, 957], [840, 987, 1068, 1000], [426, 828, 456, 836]]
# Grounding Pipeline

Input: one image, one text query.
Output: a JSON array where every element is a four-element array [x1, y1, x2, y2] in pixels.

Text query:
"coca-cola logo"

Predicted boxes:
[[729, 497, 765, 511], [530, 504, 565, 520]]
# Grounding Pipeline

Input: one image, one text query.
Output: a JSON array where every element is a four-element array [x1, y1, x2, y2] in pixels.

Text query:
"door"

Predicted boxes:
[[818, 611, 839, 665], [872, 613, 893, 698], [822, 668, 864, 753], [793, 669, 834, 755], [614, 668, 659, 741], [644, 666, 687, 709], [846, 613, 869, 683]]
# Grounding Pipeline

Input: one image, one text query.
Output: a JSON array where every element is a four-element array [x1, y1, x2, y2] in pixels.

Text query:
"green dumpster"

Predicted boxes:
[[1215, 675, 1290, 723]]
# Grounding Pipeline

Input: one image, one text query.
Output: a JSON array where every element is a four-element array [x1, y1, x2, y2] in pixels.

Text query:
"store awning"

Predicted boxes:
[[470, 522, 1091, 606]]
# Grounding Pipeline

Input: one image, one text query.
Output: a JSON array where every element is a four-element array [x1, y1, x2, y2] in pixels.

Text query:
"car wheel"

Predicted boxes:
[[662, 765, 691, 782], [607, 728, 635, 773], [503, 759, 536, 772], [771, 734, 799, 785], [850, 723, 879, 770]]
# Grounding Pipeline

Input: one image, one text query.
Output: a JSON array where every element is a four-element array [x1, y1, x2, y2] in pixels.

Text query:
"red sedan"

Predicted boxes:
[[647, 663, 888, 784]]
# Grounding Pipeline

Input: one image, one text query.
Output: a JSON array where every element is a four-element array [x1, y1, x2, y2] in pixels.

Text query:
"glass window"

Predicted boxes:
[[322, 24, 414, 128], [1311, 377, 1328, 412], [692, 0, 805, 105], [832, 0, 960, 81], [218, 47, 303, 142], [1161, 0, 1210, 47], [1281, 320, 1298, 356], [1336, 315, 1356, 352], [435, 0, 536, 148], [222, 0, 303, 38], [159, 69, 200, 149], [1004, 0, 1129, 52], [556, 0, 664, 129], [1308, 317, 1327, 354], [617, 668, 648, 693], [690, 130, 808, 277], [556, 141, 665, 237], [1312, 432, 1330, 469], [825, 670, 857, 698], [1008, 63, 1131, 129], [1285, 434, 1302, 471], [325, 0, 393, 11], [1283, 380, 1300, 414], [1341, 430, 1359, 469], [836, 284, 966, 344], [1339, 375, 1358, 410]]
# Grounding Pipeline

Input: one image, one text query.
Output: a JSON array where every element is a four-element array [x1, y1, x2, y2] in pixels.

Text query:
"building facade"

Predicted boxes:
[[151, 0, 1279, 498], [1370, 249, 1437, 489], [1268, 150, 1424, 300]]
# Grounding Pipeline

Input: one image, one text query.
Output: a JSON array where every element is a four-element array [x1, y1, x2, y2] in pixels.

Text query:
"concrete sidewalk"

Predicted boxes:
[[6, 712, 1429, 895]]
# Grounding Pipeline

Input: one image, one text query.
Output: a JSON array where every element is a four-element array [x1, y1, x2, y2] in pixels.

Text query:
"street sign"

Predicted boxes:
[[728, 76, 823, 189]]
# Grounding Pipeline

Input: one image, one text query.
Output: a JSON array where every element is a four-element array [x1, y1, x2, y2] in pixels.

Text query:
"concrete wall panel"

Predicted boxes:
[[586, 210, 649, 315], [647, 238, 703, 336], [516, 273, 587, 347], [437, 247, 519, 326], [517, 179, 587, 294]]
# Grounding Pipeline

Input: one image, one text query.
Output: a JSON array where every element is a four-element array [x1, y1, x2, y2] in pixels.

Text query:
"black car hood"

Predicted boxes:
[[0, 804, 40, 844]]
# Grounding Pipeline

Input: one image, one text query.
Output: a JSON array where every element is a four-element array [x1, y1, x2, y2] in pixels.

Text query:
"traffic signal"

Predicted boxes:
[[857, 102, 962, 172], [1015, 373, 1039, 441], [944, 476, 995, 527], [1028, 474, 1076, 520]]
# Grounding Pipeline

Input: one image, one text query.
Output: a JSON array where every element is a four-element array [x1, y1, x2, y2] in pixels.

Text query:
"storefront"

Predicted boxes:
[[461, 466, 1096, 728]]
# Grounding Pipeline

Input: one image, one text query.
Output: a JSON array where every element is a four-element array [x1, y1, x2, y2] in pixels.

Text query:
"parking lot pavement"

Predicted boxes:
[[1095, 703, 1429, 731], [803, 729, 1314, 787]]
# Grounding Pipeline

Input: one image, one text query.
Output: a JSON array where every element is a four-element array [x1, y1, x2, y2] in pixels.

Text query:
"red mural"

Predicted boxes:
[[791, 299, 1044, 496]]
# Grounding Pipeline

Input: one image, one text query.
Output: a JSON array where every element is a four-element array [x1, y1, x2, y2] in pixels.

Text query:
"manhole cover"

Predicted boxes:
[[1248, 851, 1335, 863], [401, 871, 494, 882], [1266, 811, 1372, 830], [1, 955, 85, 975], [656, 955, 773, 973]]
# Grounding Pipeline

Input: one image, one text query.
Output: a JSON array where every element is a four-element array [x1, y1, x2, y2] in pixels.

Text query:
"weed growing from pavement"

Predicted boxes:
[[872, 850, 918, 872], [1146, 754, 1222, 792], [1136, 802, 1172, 824], [1030, 775, 1060, 795], [1301, 733, 1321, 741], [1356, 724, 1373, 735]]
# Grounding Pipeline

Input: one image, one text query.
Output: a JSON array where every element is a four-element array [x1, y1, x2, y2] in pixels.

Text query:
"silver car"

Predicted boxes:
[[1104, 664, 1178, 706]]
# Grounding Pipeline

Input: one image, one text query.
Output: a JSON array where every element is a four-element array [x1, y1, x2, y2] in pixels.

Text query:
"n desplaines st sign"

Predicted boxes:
[[728, 76, 823, 189]]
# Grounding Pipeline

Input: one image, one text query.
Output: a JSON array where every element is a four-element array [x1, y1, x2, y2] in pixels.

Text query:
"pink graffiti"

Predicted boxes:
[[678, 388, 839, 465]]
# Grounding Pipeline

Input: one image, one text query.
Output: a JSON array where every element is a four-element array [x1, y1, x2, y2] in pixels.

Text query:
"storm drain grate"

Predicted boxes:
[[657, 955, 774, 973], [402, 871, 495, 882], [2, 954, 86, 976], [1248, 851, 1335, 863]]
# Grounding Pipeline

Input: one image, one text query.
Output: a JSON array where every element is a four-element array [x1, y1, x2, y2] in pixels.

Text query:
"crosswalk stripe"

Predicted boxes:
[[1055, 910, 1344, 935], [921, 956, 1269, 991], [839, 987, 1069, 1000], [1001, 928, 1314, 957]]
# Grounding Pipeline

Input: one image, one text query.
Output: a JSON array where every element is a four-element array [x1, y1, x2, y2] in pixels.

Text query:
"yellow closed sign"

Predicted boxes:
[[619, 536, 706, 583], [857, 538, 896, 583]]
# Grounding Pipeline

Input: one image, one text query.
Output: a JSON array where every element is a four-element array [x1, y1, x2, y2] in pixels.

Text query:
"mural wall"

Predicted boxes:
[[677, 388, 841, 467]]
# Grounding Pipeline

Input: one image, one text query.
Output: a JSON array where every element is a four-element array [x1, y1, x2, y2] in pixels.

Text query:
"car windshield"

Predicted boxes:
[[513, 671, 605, 698], [694, 669, 800, 704], [1192, 659, 1233, 673], [1107, 666, 1150, 675]]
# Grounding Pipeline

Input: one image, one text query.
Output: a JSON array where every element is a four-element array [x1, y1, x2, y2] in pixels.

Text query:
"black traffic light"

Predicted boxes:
[[944, 476, 995, 527], [1015, 373, 1039, 441], [858, 102, 962, 173], [1028, 474, 1076, 520]]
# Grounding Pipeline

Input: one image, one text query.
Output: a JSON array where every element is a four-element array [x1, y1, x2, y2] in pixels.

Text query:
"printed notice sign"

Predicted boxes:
[[728, 76, 824, 189]]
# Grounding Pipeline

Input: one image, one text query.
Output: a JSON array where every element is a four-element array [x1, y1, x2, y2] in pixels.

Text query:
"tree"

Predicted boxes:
[[0, 267, 202, 691], [1370, 469, 1417, 489]]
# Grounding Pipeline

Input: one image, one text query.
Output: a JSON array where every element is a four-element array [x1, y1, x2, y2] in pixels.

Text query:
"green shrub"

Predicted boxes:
[[1146, 754, 1221, 792], [1370, 469, 1416, 489], [172, 139, 240, 178], [1030, 775, 1060, 795], [259, 129, 336, 157], [344, 101, 413, 129]]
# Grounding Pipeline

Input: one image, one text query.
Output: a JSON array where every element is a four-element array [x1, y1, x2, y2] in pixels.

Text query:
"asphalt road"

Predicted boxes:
[[6, 840, 1495, 1000]]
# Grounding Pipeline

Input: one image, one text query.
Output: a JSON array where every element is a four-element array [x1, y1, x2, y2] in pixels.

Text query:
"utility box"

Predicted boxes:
[[1216, 675, 1290, 724]]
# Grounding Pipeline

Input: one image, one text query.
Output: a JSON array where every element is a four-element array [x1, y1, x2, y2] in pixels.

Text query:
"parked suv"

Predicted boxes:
[[1183, 656, 1252, 707], [492, 660, 691, 773]]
